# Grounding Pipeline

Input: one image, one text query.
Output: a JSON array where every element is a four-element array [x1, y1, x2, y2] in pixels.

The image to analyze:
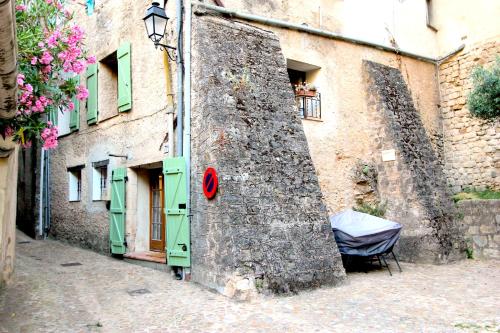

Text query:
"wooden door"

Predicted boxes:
[[149, 170, 166, 252]]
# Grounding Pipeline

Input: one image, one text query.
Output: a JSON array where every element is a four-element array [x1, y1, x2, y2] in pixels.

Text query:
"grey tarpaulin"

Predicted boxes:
[[330, 210, 402, 256]]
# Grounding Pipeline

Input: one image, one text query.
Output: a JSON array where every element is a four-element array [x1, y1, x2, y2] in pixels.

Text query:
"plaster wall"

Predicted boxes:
[[222, 0, 439, 57], [432, 0, 500, 54]]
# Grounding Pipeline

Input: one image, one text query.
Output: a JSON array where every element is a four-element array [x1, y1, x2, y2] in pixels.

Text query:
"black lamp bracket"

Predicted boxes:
[[155, 42, 177, 61]]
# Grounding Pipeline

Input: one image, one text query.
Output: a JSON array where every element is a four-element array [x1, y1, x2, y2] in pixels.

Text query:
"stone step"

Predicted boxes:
[[123, 251, 172, 273]]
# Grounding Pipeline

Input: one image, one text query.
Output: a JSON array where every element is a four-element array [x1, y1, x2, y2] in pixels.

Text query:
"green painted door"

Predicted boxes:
[[109, 167, 127, 254], [163, 157, 190, 267]]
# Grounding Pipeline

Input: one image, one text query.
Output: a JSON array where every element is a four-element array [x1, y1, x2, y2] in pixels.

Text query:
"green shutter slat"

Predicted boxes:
[[109, 167, 127, 255], [86, 63, 98, 125], [163, 157, 190, 267], [70, 76, 80, 131], [117, 42, 132, 112]]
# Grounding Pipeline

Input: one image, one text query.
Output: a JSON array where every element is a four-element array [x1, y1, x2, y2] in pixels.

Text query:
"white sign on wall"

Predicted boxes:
[[381, 149, 396, 162]]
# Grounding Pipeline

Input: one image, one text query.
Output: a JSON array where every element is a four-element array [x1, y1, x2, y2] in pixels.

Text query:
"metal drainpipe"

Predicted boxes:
[[163, 50, 175, 157], [38, 147, 45, 239], [45, 150, 51, 237], [183, 0, 192, 235], [193, 1, 465, 64], [176, 0, 184, 156]]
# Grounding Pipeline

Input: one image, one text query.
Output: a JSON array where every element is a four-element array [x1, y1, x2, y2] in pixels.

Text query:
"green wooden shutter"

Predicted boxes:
[[86, 63, 98, 125], [109, 167, 127, 255], [163, 157, 190, 267], [70, 76, 80, 131], [117, 42, 132, 112]]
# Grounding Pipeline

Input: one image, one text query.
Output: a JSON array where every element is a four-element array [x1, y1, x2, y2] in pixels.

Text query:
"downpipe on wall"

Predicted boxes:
[[176, 0, 184, 156], [182, 0, 192, 279]]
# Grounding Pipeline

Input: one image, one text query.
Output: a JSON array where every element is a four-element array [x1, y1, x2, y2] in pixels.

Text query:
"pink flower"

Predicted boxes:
[[42, 65, 52, 74], [16, 4, 27, 11], [86, 55, 96, 64], [76, 85, 89, 100], [40, 51, 54, 65], [17, 73, 25, 86], [45, 0, 52, 4], [72, 60, 86, 74], [41, 124, 58, 150], [68, 101, 75, 111], [31, 57, 38, 65], [4, 126, 14, 137], [38, 42, 45, 48], [25, 84, 33, 93]]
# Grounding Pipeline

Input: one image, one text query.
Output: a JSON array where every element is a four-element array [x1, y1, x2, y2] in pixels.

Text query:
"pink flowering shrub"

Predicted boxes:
[[0, 0, 94, 150]]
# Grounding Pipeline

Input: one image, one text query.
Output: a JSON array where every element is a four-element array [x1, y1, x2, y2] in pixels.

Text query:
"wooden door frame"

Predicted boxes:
[[149, 170, 166, 252]]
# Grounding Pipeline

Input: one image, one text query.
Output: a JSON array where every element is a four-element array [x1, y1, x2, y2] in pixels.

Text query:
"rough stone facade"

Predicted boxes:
[[364, 61, 465, 263], [190, 16, 346, 294], [49, 0, 171, 253], [459, 200, 500, 259], [439, 39, 500, 192]]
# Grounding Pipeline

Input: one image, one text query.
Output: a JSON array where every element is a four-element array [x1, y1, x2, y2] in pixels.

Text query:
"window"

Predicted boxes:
[[57, 107, 71, 137], [86, 42, 132, 125], [426, 0, 437, 31], [287, 59, 322, 120], [68, 166, 83, 201], [92, 160, 109, 201]]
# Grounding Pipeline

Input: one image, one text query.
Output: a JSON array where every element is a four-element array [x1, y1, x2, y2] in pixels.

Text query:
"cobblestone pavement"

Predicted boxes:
[[1, 232, 499, 333]]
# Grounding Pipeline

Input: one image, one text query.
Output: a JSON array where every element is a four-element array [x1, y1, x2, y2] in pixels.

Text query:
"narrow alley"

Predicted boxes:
[[1, 232, 499, 332]]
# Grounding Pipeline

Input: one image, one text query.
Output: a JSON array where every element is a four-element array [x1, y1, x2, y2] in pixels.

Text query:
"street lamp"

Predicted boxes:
[[143, 1, 177, 61]]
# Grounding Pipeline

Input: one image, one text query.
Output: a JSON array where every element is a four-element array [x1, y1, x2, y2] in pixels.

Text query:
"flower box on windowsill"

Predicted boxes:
[[295, 89, 317, 97]]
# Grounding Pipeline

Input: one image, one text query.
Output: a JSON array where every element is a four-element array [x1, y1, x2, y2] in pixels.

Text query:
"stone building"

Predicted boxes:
[[32, 0, 500, 293]]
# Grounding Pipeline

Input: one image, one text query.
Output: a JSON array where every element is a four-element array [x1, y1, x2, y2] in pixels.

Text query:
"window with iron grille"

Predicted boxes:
[[92, 160, 109, 201], [295, 93, 321, 119], [287, 63, 322, 120]]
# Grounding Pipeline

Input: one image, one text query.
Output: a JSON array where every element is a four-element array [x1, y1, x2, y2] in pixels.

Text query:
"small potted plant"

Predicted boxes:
[[294, 81, 317, 97]]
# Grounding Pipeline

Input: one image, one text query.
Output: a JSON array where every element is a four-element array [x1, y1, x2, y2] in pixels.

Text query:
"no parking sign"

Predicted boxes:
[[202, 167, 218, 199]]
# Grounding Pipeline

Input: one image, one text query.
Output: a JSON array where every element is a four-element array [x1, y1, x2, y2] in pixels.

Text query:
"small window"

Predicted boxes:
[[68, 167, 83, 201], [99, 52, 119, 121], [426, 0, 437, 31], [57, 107, 71, 137], [92, 160, 109, 201], [287, 60, 322, 120]]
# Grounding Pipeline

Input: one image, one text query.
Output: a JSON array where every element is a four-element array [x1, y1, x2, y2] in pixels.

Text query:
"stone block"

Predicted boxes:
[[479, 225, 497, 234], [472, 235, 488, 247]]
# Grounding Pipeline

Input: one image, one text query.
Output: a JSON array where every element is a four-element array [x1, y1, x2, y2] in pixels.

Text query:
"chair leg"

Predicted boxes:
[[376, 255, 382, 269], [392, 251, 402, 273], [380, 254, 392, 276]]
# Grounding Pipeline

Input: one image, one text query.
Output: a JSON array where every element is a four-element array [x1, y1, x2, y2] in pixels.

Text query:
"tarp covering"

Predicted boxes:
[[330, 210, 402, 256]]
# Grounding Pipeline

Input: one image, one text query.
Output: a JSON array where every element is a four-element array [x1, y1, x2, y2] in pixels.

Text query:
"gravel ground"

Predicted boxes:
[[0, 231, 499, 333]]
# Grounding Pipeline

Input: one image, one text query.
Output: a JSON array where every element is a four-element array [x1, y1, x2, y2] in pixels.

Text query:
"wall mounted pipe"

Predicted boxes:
[[183, 0, 192, 225], [176, 0, 184, 156], [193, 1, 465, 65]]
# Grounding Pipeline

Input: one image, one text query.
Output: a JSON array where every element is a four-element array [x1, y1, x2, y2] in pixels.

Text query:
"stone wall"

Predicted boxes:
[[364, 61, 465, 263], [459, 200, 500, 259], [190, 15, 346, 295], [439, 39, 500, 192]]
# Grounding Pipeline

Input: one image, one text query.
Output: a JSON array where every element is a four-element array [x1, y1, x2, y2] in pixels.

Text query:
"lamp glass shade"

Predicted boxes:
[[143, 2, 168, 44]]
